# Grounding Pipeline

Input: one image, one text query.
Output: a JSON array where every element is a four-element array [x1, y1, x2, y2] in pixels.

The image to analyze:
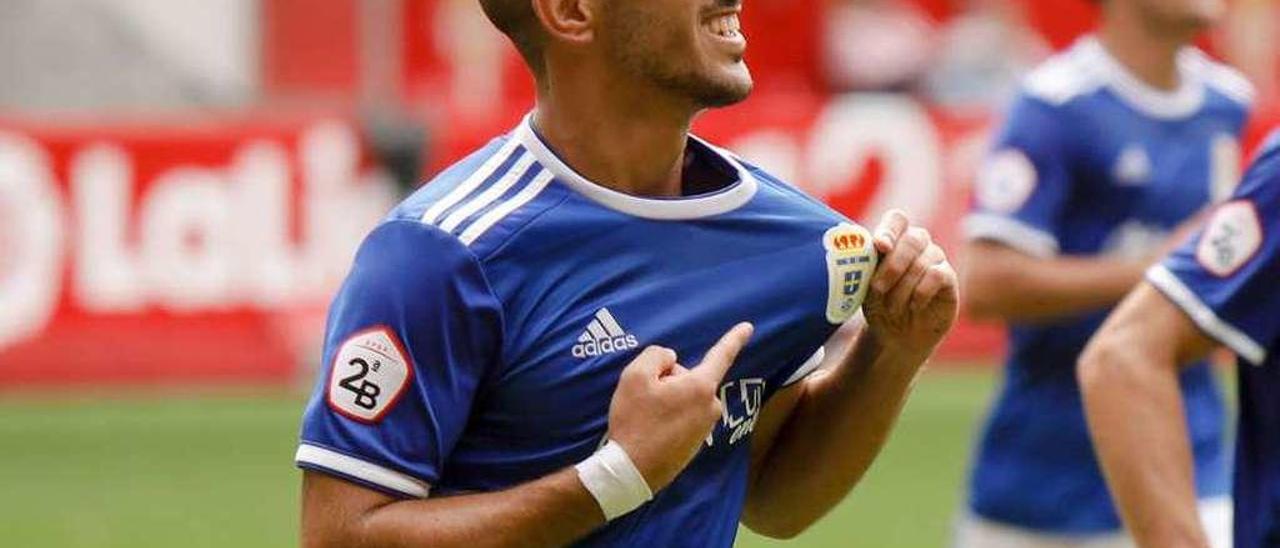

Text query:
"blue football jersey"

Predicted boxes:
[[963, 37, 1253, 533], [1150, 130, 1280, 548], [295, 113, 876, 547]]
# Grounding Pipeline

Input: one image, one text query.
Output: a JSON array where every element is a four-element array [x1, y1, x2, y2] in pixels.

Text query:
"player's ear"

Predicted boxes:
[[531, 0, 596, 45]]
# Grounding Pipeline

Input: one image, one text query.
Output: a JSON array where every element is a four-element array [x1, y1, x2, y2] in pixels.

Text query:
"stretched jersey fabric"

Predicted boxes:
[[1150, 131, 1280, 548], [963, 36, 1253, 533], [294, 113, 875, 547]]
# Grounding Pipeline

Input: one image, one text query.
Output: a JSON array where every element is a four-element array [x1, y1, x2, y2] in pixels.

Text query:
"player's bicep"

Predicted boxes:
[[1098, 283, 1221, 369], [747, 377, 805, 488], [301, 469, 401, 547]]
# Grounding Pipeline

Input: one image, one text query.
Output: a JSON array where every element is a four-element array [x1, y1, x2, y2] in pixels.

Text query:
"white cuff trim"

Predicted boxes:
[[295, 444, 431, 498], [784, 347, 826, 386], [962, 213, 1060, 258], [1146, 265, 1267, 365]]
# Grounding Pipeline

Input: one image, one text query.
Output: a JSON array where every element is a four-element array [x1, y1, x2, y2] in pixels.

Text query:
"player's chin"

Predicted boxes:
[[693, 67, 754, 108]]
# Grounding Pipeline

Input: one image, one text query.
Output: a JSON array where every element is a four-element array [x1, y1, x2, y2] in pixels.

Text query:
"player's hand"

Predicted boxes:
[[863, 209, 958, 358], [605, 323, 754, 492]]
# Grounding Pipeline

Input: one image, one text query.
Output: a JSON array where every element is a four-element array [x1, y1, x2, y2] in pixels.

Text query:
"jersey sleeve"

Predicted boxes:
[[295, 219, 503, 497], [1146, 135, 1280, 365], [962, 94, 1074, 257]]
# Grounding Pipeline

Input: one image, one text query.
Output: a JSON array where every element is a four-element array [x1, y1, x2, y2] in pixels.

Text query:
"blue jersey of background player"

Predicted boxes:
[[1081, 130, 1280, 548], [294, 0, 962, 546], [958, 2, 1253, 542]]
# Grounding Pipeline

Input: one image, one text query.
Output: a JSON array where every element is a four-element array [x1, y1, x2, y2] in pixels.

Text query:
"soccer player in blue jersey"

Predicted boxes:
[[293, 0, 960, 546], [1080, 129, 1280, 548], [958, 0, 1253, 545]]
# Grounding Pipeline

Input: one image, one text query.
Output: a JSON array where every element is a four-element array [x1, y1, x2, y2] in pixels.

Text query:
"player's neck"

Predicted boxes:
[[1097, 14, 1191, 92], [532, 77, 695, 199]]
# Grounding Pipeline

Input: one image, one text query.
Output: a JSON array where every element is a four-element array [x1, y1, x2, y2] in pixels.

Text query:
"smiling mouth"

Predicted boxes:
[[704, 12, 742, 39]]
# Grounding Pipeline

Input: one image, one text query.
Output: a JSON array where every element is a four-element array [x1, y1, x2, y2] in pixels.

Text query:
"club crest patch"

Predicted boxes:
[[823, 223, 877, 324], [1196, 200, 1262, 277], [326, 327, 413, 423], [975, 149, 1036, 213]]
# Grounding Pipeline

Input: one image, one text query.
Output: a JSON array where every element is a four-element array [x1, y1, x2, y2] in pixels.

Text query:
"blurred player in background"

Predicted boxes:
[[959, 0, 1253, 545], [294, 0, 959, 546], [1080, 129, 1280, 548]]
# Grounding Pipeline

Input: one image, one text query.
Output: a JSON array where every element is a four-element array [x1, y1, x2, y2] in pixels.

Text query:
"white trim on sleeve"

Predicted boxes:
[[295, 444, 432, 498], [1146, 265, 1267, 365], [784, 347, 826, 386], [961, 213, 1060, 258]]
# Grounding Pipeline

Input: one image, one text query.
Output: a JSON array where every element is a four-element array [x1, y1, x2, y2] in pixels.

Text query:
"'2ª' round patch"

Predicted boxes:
[[1196, 200, 1263, 278], [326, 326, 413, 423]]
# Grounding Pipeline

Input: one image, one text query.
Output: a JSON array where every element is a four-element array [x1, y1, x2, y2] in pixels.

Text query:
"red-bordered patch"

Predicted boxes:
[[325, 325, 415, 424], [1195, 200, 1264, 279]]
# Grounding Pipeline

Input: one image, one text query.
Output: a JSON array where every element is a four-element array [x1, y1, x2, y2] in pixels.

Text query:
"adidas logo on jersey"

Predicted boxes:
[[572, 308, 639, 359]]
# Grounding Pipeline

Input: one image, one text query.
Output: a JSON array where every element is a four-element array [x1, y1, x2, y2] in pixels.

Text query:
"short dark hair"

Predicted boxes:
[[479, 0, 545, 76]]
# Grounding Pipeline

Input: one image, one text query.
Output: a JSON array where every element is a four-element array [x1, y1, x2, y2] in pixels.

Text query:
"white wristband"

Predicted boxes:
[[574, 440, 653, 520]]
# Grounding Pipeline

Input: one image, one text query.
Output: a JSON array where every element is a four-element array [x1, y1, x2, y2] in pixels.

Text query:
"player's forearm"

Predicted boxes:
[[1078, 335, 1207, 548], [742, 330, 924, 538], [302, 468, 603, 548], [964, 244, 1146, 322]]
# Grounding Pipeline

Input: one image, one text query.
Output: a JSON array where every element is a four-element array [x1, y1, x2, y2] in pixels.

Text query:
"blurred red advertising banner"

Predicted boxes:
[[0, 116, 397, 387], [1, 96, 1274, 387]]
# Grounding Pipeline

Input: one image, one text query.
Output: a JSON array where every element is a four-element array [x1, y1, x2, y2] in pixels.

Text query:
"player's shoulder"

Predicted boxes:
[[1019, 39, 1108, 108], [389, 135, 515, 224], [1182, 48, 1255, 110], [387, 131, 568, 260]]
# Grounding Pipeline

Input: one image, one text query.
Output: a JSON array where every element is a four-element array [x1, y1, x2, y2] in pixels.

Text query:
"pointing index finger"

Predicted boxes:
[[694, 322, 754, 384]]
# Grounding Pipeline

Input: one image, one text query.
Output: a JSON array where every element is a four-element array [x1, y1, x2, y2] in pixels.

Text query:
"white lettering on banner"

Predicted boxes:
[[0, 122, 396, 352], [727, 95, 945, 226], [298, 123, 398, 297], [0, 132, 64, 350], [727, 129, 803, 183], [73, 145, 145, 311], [233, 142, 295, 307], [806, 95, 943, 223], [140, 167, 235, 311]]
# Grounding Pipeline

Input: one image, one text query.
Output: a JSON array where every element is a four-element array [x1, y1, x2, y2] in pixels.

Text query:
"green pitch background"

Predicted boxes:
[[0, 369, 997, 548]]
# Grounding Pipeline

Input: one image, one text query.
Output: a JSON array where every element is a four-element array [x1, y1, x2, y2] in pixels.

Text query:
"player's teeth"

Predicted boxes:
[[707, 15, 741, 38]]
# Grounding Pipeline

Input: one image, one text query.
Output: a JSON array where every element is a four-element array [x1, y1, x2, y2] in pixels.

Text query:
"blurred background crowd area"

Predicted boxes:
[[3, 0, 1278, 113], [0, 0, 1277, 386]]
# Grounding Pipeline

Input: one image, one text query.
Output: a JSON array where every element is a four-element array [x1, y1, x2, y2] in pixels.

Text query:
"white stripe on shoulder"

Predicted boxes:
[[295, 444, 431, 498], [439, 153, 536, 233], [1146, 264, 1267, 365], [1022, 45, 1104, 106], [421, 138, 521, 225], [1186, 49, 1256, 107], [459, 168, 555, 246]]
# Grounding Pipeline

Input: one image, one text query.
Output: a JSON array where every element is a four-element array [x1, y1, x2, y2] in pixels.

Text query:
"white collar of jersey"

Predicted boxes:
[[515, 112, 759, 220], [1079, 36, 1206, 120]]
